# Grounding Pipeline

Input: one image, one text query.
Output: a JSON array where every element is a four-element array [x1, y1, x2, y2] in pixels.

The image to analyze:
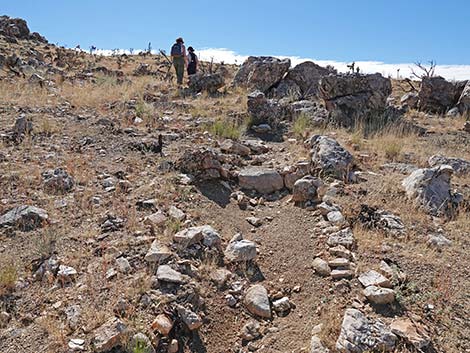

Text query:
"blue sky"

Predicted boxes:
[[2, 0, 469, 65]]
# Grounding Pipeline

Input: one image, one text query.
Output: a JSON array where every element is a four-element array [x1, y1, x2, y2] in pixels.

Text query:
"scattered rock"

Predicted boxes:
[[151, 314, 173, 336], [115, 257, 131, 273], [400, 92, 419, 109], [427, 232, 452, 248], [0, 205, 48, 231], [176, 305, 203, 330], [310, 335, 330, 353], [358, 270, 392, 288], [331, 269, 354, 280], [247, 90, 289, 129], [390, 318, 430, 349], [244, 284, 271, 318], [246, 216, 262, 227], [428, 155, 470, 176], [312, 258, 331, 276], [168, 206, 186, 221], [272, 296, 291, 314], [363, 286, 395, 304], [42, 168, 74, 193], [174, 225, 220, 248], [68, 338, 85, 351], [336, 309, 396, 352], [241, 320, 261, 341], [402, 165, 462, 216], [292, 175, 323, 204], [238, 167, 284, 194], [327, 228, 356, 249], [156, 265, 185, 284], [224, 234, 257, 262], [143, 211, 167, 227], [92, 317, 127, 352], [457, 80, 470, 114], [220, 139, 251, 156], [144, 240, 173, 263], [307, 135, 354, 181]]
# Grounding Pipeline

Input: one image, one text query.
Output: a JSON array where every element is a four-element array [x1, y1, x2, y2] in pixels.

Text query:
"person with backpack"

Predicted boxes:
[[170, 37, 187, 85], [187, 46, 198, 76]]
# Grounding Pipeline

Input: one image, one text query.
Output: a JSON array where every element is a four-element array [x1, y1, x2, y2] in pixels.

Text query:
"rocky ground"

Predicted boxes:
[[0, 16, 469, 353]]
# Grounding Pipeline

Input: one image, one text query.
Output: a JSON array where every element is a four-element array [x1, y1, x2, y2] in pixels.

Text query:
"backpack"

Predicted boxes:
[[171, 43, 182, 56]]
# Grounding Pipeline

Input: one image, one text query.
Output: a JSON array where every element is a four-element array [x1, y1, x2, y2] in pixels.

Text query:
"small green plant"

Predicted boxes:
[[208, 118, 243, 140], [292, 113, 312, 139], [383, 139, 402, 161]]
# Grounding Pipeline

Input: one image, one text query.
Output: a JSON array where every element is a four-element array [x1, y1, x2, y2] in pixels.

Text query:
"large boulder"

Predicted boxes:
[[336, 309, 397, 352], [247, 90, 289, 128], [0, 16, 47, 42], [402, 165, 462, 216], [270, 61, 336, 100], [418, 76, 465, 113], [233, 56, 291, 93], [307, 135, 354, 180], [457, 81, 470, 114], [238, 167, 284, 194], [0, 205, 48, 231], [188, 72, 224, 94], [319, 73, 392, 127]]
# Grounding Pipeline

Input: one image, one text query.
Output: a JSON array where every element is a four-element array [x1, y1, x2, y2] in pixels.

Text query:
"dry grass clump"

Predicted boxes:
[[0, 258, 18, 296], [207, 118, 244, 140], [292, 112, 314, 140]]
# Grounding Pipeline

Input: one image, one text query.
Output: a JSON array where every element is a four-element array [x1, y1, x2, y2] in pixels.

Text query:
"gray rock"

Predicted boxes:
[[272, 296, 291, 313], [418, 76, 464, 113], [358, 270, 392, 288], [224, 235, 257, 262], [331, 269, 354, 280], [270, 61, 336, 100], [173, 225, 220, 248], [177, 147, 224, 180], [288, 100, 330, 126], [283, 162, 310, 190], [307, 135, 354, 181], [428, 155, 470, 176], [427, 233, 452, 248], [156, 265, 185, 284], [233, 56, 291, 93], [327, 228, 356, 249], [43, 168, 74, 193], [241, 320, 261, 341], [68, 338, 85, 351], [400, 92, 419, 109], [188, 72, 224, 94], [328, 258, 350, 269], [57, 265, 78, 283], [363, 286, 395, 304], [144, 240, 173, 263], [176, 305, 203, 330], [0, 205, 48, 231], [12, 114, 33, 139], [327, 211, 345, 224], [380, 162, 419, 174], [310, 336, 330, 353], [446, 107, 460, 117], [115, 257, 131, 273], [210, 268, 232, 287], [292, 175, 323, 203], [220, 139, 251, 156], [238, 167, 284, 194], [168, 206, 185, 221], [246, 216, 262, 227], [244, 284, 271, 318], [92, 317, 127, 352], [336, 309, 397, 352], [402, 165, 461, 216], [319, 73, 393, 128], [457, 80, 470, 114], [312, 257, 331, 276], [247, 90, 289, 129]]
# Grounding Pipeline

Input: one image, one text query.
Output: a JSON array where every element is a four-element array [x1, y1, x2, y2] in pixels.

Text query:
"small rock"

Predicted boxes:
[[68, 338, 85, 351], [312, 258, 331, 276], [168, 339, 179, 353], [363, 286, 395, 304], [176, 305, 203, 330], [115, 257, 131, 273], [224, 234, 257, 262], [310, 335, 330, 353], [226, 294, 237, 307], [246, 216, 262, 227], [168, 206, 186, 221], [272, 297, 291, 314], [328, 258, 350, 269], [210, 268, 232, 288], [427, 233, 452, 248], [92, 317, 127, 352], [143, 211, 167, 227], [57, 265, 77, 284], [390, 318, 430, 349], [358, 270, 392, 288], [145, 240, 173, 263], [331, 269, 353, 280], [151, 314, 173, 336], [244, 284, 271, 318], [156, 265, 185, 284], [241, 320, 261, 341]]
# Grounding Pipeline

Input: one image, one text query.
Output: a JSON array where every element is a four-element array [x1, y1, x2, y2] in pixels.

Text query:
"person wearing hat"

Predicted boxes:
[[187, 46, 198, 76], [170, 37, 187, 85]]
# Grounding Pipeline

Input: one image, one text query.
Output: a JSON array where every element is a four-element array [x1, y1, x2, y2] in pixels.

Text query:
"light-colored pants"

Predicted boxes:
[[173, 57, 184, 84]]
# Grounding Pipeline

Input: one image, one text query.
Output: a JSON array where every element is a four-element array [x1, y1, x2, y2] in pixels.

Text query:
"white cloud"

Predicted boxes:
[[197, 48, 470, 81], [87, 47, 470, 81]]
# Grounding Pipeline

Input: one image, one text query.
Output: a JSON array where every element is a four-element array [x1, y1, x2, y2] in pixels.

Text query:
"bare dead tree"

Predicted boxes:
[[410, 60, 436, 79], [403, 78, 418, 92]]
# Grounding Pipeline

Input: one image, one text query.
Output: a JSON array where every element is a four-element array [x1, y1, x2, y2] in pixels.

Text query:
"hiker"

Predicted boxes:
[[170, 37, 187, 85], [187, 46, 198, 75]]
